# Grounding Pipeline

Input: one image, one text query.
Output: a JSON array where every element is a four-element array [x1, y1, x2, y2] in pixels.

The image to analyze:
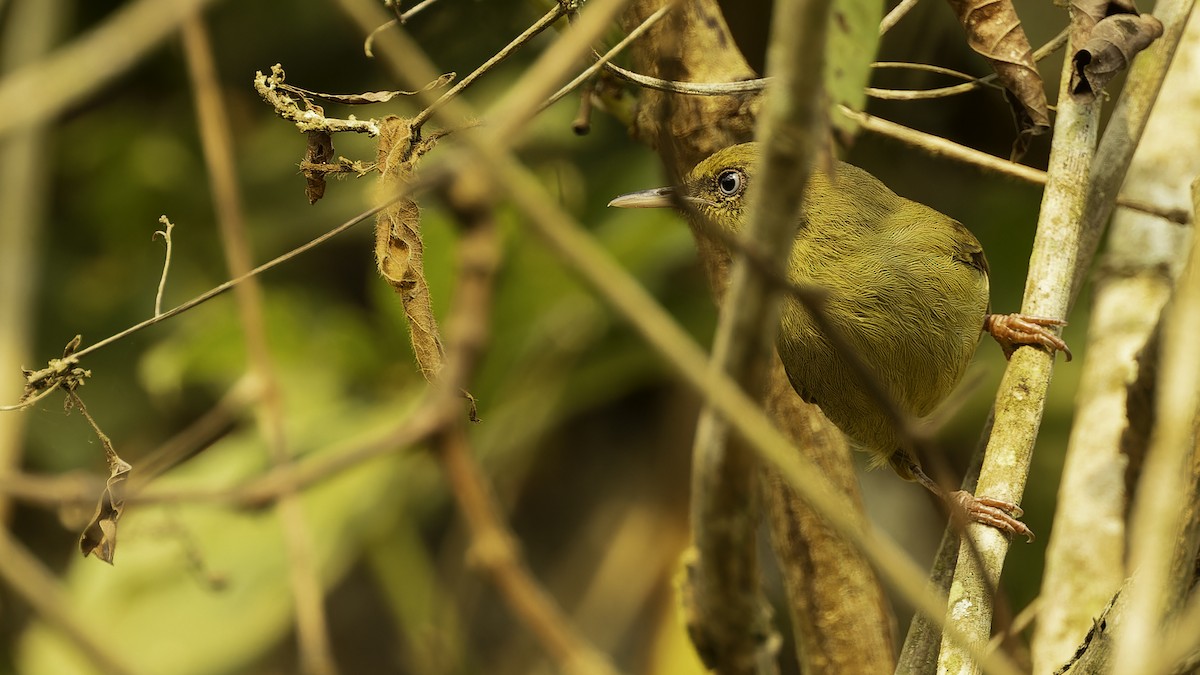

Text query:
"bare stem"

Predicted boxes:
[[1031, 4, 1199, 669], [435, 424, 622, 675], [183, 16, 338, 675], [935, 25, 1101, 675], [879, 0, 919, 35], [153, 215, 175, 317], [842, 106, 1189, 224]]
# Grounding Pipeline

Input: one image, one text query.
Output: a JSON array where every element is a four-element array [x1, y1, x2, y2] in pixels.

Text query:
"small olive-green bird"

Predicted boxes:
[[610, 142, 1070, 539]]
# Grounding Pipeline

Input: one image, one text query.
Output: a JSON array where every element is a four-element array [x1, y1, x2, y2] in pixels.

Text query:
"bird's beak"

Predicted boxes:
[[607, 186, 675, 209]]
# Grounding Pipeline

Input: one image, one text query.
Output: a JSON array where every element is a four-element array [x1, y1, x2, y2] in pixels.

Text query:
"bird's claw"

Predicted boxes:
[[985, 313, 1073, 362], [949, 490, 1034, 542]]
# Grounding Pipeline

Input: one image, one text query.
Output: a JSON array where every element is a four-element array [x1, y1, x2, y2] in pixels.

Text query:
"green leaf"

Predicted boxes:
[[826, 0, 884, 140]]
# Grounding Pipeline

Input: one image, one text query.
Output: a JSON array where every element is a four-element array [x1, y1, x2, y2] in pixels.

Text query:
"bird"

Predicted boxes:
[[608, 142, 1071, 540]]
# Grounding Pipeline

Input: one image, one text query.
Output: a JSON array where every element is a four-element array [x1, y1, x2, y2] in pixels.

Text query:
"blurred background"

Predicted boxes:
[[0, 0, 1088, 673]]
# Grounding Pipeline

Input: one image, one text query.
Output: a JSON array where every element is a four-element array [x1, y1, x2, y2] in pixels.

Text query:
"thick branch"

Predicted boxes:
[[936, 23, 1101, 675], [684, 0, 834, 670], [1113, 179, 1200, 673], [1032, 6, 1200, 670]]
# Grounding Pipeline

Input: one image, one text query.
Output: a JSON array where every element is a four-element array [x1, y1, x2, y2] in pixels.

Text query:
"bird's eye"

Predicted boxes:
[[716, 169, 744, 197]]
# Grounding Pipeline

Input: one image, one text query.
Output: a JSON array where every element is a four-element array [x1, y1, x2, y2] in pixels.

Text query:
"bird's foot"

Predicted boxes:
[[949, 490, 1034, 542], [984, 313, 1072, 362]]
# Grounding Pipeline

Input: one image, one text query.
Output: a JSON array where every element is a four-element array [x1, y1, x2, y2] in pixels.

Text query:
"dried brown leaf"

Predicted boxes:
[[278, 72, 455, 105], [1070, 14, 1163, 102], [79, 455, 131, 565], [946, 0, 1050, 137], [375, 116, 445, 381], [1070, 0, 1140, 46], [71, 392, 131, 565], [302, 130, 334, 204]]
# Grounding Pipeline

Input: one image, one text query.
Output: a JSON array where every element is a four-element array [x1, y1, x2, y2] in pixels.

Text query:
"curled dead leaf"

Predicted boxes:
[[375, 116, 446, 382], [1070, 0, 1140, 45], [70, 391, 131, 565], [945, 0, 1050, 143], [79, 455, 131, 565], [1070, 13, 1163, 101]]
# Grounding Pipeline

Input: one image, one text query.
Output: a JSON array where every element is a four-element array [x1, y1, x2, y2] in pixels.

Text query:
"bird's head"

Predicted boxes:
[[607, 142, 759, 233]]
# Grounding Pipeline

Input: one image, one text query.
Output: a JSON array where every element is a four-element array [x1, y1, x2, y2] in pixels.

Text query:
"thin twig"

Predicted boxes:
[[540, 4, 672, 113], [153, 215, 175, 317], [684, 0, 832, 668], [842, 106, 1191, 224], [53, 186, 422, 366], [397, 0, 440, 23], [183, 16, 338, 675], [604, 60, 767, 95], [936, 24, 1102, 674], [409, 4, 567, 129], [434, 171, 621, 675], [866, 29, 1068, 101], [602, 27, 1070, 104], [435, 426, 621, 675], [365, 0, 444, 57], [879, 0, 919, 35]]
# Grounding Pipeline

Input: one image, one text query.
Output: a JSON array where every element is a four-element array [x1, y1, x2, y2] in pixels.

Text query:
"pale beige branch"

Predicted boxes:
[[0, 0, 225, 140], [936, 22, 1102, 675], [0, 0, 62, 522], [182, 16, 337, 675], [1032, 6, 1200, 671]]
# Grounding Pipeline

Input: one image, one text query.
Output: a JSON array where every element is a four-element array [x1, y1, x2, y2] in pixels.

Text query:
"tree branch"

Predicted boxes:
[[183, 16, 338, 675], [1032, 5, 1200, 670], [935, 20, 1102, 675], [684, 0, 833, 669]]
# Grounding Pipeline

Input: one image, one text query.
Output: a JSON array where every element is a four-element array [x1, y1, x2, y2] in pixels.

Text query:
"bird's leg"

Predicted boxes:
[[984, 313, 1073, 361], [904, 458, 1035, 542]]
